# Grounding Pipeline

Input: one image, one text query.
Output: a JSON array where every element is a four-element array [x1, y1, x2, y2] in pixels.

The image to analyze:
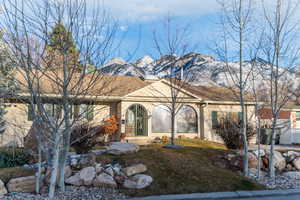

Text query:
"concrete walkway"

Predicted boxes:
[[249, 144, 300, 151], [127, 189, 300, 200]]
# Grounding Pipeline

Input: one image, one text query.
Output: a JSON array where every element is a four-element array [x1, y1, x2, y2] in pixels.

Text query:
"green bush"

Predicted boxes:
[[0, 148, 31, 168]]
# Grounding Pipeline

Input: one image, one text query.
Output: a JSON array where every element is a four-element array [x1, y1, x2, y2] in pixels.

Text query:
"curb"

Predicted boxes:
[[126, 189, 300, 200]]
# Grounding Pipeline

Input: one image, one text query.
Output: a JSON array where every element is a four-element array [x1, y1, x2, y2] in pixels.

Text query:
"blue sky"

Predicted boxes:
[[100, 0, 222, 60]]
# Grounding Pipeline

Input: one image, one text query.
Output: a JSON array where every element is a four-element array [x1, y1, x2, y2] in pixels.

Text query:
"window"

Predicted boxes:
[[296, 112, 300, 121], [211, 111, 218, 129], [152, 105, 171, 133], [211, 111, 243, 129], [177, 105, 197, 133], [27, 104, 34, 121]]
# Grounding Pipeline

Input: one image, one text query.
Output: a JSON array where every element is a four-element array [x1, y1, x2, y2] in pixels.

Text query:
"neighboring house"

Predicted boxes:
[[0, 70, 256, 146], [259, 107, 300, 145]]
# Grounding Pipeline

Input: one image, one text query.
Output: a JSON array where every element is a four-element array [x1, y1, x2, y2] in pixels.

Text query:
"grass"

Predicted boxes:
[[0, 167, 36, 184], [96, 139, 265, 197]]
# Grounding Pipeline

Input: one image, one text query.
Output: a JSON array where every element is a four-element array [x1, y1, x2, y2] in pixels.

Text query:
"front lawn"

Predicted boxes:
[[97, 139, 265, 197]]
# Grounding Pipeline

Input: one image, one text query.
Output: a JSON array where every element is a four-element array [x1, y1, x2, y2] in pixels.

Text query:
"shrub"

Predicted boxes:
[[71, 115, 118, 154], [0, 148, 31, 168], [214, 117, 256, 150]]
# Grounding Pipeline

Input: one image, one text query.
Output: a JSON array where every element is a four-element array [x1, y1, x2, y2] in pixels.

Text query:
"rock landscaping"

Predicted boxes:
[[223, 149, 300, 190], [0, 142, 152, 199]]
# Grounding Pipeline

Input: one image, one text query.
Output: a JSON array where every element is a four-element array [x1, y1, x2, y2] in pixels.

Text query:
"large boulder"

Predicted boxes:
[[266, 151, 286, 171], [292, 157, 300, 170], [0, 179, 7, 197], [123, 164, 147, 176], [93, 173, 117, 187], [65, 173, 82, 186], [106, 142, 139, 155], [252, 149, 265, 158], [248, 152, 259, 169], [79, 167, 96, 186], [76, 154, 96, 169], [123, 174, 153, 189], [7, 176, 36, 193]]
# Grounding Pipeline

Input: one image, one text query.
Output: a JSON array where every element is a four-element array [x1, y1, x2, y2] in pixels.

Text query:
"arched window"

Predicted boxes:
[[152, 105, 171, 133], [177, 105, 198, 133], [125, 104, 148, 136]]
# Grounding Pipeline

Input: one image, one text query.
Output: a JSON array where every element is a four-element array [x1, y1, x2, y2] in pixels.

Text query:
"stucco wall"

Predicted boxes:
[[120, 101, 200, 141], [202, 104, 256, 143], [1, 102, 115, 147]]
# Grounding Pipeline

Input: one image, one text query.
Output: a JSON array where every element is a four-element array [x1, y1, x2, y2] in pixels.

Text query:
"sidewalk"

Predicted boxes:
[[126, 189, 300, 200]]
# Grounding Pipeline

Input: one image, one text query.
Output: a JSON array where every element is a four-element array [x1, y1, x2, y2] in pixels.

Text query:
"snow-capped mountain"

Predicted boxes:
[[100, 52, 298, 89]]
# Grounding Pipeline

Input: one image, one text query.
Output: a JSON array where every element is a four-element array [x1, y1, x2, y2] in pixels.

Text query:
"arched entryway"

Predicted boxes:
[[126, 104, 148, 136]]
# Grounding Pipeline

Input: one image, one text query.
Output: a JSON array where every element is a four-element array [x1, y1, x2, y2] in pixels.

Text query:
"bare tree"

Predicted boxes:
[[260, 0, 300, 178], [215, 0, 255, 177], [150, 15, 198, 146], [1, 0, 122, 198]]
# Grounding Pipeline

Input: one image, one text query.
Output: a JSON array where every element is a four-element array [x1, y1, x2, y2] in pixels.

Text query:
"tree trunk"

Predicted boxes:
[[49, 140, 60, 199], [269, 117, 278, 178], [171, 109, 175, 146]]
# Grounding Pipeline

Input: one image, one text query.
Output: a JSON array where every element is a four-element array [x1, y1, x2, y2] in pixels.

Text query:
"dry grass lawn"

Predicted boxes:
[[96, 139, 265, 197]]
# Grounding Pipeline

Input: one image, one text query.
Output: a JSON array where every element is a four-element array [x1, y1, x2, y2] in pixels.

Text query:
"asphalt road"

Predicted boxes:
[[225, 194, 300, 200]]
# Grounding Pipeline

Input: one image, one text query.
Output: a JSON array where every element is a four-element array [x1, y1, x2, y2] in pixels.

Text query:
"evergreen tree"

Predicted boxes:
[[46, 23, 81, 71], [48, 23, 78, 55]]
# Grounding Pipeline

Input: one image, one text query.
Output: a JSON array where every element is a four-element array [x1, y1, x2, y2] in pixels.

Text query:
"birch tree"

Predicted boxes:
[[1, 0, 121, 198], [260, 0, 300, 178], [151, 16, 197, 146], [216, 0, 255, 177]]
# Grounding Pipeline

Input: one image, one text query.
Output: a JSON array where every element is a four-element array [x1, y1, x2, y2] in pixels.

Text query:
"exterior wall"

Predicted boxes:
[[202, 104, 256, 143], [1, 103, 32, 147], [1, 102, 115, 147], [120, 101, 200, 143]]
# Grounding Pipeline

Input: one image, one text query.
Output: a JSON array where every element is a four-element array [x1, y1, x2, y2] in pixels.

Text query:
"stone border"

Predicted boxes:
[[126, 189, 300, 200]]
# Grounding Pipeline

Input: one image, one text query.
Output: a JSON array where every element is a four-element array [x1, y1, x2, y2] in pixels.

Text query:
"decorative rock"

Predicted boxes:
[[95, 164, 103, 174], [123, 174, 153, 189], [7, 176, 36, 193], [93, 173, 117, 187], [105, 167, 114, 177], [65, 173, 82, 186], [252, 149, 265, 158], [248, 152, 259, 169], [266, 151, 286, 171], [78, 154, 96, 168], [248, 168, 266, 178], [64, 165, 72, 178], [79, 167, 96, 186], [123, 164, 147, 176], [286, 151, 300, 157], [283, 171, 300, 180], [0, 179, 7, 197], [106, 142, 140, 155], [292, 157, 300, 170]]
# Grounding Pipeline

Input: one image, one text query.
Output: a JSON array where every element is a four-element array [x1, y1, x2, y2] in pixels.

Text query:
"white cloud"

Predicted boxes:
[[101, 0, 220, 22]]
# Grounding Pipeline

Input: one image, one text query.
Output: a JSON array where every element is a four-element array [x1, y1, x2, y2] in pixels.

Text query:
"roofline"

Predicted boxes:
[[202, 100, 259, 105], [160, 79, 202, 100]]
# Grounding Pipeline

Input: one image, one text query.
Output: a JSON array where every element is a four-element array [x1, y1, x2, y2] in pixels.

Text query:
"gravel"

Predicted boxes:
[[258, 175, 300, 190], [3, 186, 127, 200]]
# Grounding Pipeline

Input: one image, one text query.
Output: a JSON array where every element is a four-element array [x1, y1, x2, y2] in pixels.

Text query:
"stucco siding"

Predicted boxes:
[[202, 104, 256, 143]]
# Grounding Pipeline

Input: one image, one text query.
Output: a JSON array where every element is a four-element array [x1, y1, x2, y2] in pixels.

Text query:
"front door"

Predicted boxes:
[[126, 104, 148, 136]]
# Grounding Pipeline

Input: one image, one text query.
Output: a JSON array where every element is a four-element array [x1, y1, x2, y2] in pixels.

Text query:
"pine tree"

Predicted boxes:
[[46, 23, 81, 71]]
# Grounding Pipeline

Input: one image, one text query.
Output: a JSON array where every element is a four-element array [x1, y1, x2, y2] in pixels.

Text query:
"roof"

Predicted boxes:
[[259, 108, 291, 119], [186, 85, 253, 102], [13, 70, 150, 97]]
